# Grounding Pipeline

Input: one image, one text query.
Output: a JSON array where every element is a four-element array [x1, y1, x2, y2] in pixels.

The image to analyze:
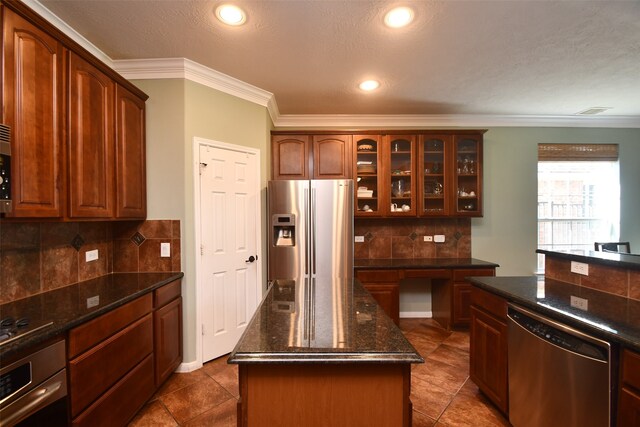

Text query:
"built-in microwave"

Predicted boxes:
[[0, 124, 11, 214]]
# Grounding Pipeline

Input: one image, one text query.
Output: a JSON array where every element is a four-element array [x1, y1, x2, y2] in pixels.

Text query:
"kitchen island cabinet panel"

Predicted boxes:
[[68, 52, 115, 218], [240, 363, 410, 427], [619, 348, 640, 425], [2, 8, 65, 217]]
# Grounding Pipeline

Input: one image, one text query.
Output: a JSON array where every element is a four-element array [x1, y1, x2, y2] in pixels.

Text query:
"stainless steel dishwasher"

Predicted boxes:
[[507, 304, 611, 427]]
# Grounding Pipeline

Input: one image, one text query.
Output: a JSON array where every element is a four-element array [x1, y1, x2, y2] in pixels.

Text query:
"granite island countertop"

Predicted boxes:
[[468, 276, 640, 352], [0, 272, 184, 360], [228, 277, 424, 364], [354, 258, 499, 270], [537, 249, 640, 270]]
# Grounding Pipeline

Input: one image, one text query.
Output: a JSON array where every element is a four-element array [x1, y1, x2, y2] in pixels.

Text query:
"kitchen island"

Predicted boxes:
[[228, 277, 423, 427]]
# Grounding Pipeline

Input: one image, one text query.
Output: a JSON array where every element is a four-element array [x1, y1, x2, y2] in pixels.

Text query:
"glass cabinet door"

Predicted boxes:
[[354, 136, 381, 216], [386, 135, 416, 216], [454, 135, 482, 215], [419, 135, 451, 216]]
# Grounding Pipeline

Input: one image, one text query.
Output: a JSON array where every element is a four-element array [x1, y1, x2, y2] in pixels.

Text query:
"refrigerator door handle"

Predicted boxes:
[[304, 188, 310, 276], [311, 188, 317, 275]]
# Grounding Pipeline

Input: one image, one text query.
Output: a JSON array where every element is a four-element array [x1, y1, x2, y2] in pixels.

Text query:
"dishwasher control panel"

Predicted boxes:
[[508, 307, 608, 362]]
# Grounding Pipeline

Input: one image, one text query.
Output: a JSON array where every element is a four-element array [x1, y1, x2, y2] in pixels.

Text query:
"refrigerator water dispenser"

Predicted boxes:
[[273, 214, 295, 246]]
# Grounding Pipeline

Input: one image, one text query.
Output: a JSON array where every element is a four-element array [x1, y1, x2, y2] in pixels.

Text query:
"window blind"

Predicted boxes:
[[538, 143, 619, 161]]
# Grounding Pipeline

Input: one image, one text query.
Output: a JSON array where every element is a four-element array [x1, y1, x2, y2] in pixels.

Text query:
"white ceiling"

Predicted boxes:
[[34, 0, 640, 126]]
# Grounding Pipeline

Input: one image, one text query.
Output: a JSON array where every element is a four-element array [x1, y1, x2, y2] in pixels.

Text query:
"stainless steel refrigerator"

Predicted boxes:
[[268, 179, 353, 280]]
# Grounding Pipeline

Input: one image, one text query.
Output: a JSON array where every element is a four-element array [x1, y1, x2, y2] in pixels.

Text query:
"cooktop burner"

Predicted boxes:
[[0, 316, 53, 347]]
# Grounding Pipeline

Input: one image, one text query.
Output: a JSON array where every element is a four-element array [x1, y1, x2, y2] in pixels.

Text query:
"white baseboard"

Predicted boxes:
[[400, 311, 432, 319], [176, 360, 202, 373]]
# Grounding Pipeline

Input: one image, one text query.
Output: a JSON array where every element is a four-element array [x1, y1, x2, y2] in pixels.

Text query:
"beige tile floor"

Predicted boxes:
[[129, 318, 510, 426]]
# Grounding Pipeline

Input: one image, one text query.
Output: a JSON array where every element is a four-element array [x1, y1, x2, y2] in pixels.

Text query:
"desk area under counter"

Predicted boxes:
[[354, 258, 499, 328]]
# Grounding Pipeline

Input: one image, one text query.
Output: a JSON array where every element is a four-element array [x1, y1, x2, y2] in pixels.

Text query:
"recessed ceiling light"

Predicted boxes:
[[216, 4, 246, 26], [359, 80, 380, 91], [384, 7, 414, 28]]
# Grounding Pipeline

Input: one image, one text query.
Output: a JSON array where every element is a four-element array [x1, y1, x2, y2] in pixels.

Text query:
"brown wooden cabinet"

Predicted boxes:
[[619, 348, 640, 425], [68, 52, 115, 218], [1, 2, 148, 220], [115, 85, 147, 218], [469, 286, 508, 414], [385, 135, 417, 216], [67, 279, 182, 426], [153, 279, 183, 387], [2, 7, 65, 218], [355, 270, 400, 324], [271, 133, 352, 180], [453, 134, 483, 216], [354, 135, 382, 216], [452, 268, 495, 326]]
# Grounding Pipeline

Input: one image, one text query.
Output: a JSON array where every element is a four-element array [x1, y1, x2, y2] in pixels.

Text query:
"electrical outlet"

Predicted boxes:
[[86, 295, 100, 308], [570, 295, 588, 311], [161, 242, 171, 257], [354, 236, 365, 243], [423, 236, 433, 242], [570, 261, 589, 276], [85, 249, 98, 262], [434, 235, 445, 243]]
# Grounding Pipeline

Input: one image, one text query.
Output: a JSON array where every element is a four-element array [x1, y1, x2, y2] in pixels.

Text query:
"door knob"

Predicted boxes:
[[245, 255, 257, 263]]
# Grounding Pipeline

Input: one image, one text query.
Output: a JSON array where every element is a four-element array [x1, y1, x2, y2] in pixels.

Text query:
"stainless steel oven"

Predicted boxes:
[[0, 124, 11, 213], [0, 340, 68, 427]]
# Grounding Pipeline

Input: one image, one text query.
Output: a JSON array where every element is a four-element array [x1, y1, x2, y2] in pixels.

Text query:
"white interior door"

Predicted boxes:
[[199, 143, 260, 362]]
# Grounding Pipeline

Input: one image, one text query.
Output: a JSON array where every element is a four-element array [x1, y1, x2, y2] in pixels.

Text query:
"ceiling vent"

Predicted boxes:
[[576, 107, 611, 115]]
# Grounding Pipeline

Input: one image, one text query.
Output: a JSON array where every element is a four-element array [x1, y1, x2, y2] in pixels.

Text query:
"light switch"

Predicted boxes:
[[434, 235, 445, 243], [85, 249, 99, 262], [161, 242, 171, 257], [355, 236, 365, 243]]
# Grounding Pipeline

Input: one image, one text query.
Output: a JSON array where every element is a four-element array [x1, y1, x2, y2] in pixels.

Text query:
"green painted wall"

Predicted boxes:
[[473, 127, 640, 275], [131, 79, 272, 364]]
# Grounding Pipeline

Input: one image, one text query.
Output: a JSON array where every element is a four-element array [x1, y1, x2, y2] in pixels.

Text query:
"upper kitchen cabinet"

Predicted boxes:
[[115, 85, 147, 218], [453, 134, 483, 216], [1, 2, 149, 220], [385, 135, 417, 217], [271, 133, 352, 180], [354, 135, 382, 216], [271, 135, 310, 180], [418, 135, 452, 217], [2, 7, 65, 218], [312, 135, 352, 179], [68, 52, 115, 218]]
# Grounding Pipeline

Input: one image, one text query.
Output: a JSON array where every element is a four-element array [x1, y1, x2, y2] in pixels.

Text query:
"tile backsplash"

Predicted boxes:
[[0, 219, 181, 304], [354, 218, 471, 259]]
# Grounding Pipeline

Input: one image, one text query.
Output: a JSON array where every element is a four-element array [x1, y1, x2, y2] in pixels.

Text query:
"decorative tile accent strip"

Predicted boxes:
[[409, 232, 417, 241], [131, 232, 146, 246], [365, 231, 374, 241], [454, 231, 462, 240], [71, 234, 85, 251]]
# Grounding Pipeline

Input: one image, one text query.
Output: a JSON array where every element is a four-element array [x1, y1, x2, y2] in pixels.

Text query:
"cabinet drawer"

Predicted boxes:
[[471, 287, 507, 320], [622, 349, 640, 388], [356, 270, 400, 283], [72, 354, 155, 427], [69, 313, 153, 416], [154, 279, 181, 308], [453, 268, 495, 282], [68, 293, 152, 358]]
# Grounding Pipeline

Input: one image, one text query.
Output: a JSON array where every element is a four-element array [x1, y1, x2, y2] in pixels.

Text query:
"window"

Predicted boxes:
[[537, 144, 620, 272]]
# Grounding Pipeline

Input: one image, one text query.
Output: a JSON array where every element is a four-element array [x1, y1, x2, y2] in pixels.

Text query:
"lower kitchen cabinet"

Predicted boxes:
[[355, 270, 400, 324], [469, 287, 508, 414], [67, 279, 182, 426], [154, 279, 183, 387], [619, 348, 640, 425], [452, 268, 495, 326]]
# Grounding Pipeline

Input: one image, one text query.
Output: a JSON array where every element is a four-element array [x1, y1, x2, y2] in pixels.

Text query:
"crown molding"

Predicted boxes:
[[23, 0, 114, 67], [273, 114, 640, 129], [113, 58, 278, 123]]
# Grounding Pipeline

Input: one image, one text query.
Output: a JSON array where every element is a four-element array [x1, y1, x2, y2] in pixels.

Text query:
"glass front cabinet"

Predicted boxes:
[[453, 135, 482, 216], [354, 135, 382, 216], [385, 135, 416, 216], [419, 135, 452, 216]]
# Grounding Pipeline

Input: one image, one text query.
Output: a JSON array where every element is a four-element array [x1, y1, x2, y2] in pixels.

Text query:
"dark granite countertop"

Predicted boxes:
[[0, 272, 184, 360], [468, 276, 640, 352], [354, 258, 499, 269], [537, 249, 640, 271], [228, 277, 424, 364]]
